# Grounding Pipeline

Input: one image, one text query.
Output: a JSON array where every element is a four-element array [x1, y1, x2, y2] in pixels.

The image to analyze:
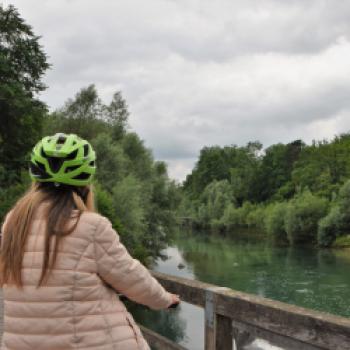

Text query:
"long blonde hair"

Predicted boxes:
[[0, 182, 95, 287]]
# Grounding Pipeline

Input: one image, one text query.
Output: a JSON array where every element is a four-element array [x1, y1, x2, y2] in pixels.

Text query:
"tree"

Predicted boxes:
[[196, 180, 235, 230], [106, 91, 129, 141], [183, 146, 232, 197], [183, 143, 261, 202], [45, 85, 106, 140], [285, 191, 328, 245], [0, 4, 49, 183], [318, 180, 350, 246], [256, 140, 304, 201], [264, 202, 289, 245], [45, 85, 130, 143]]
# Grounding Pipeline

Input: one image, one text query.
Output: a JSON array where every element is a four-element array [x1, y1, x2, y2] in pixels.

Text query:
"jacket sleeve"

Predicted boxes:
[[93, 215, 173, 310]]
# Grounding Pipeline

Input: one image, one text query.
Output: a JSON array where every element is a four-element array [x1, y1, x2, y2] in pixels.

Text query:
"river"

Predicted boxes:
[[128, 232, 350, 349]]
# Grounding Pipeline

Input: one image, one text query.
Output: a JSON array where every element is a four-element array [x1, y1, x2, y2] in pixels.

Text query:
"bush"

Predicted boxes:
[[317, 207, 340, 247], [0, 169, 30, 224], [194, 180, 235, 230], [246, 204, 266, 230], [220, 201, 256, 230], [318, 180, 350, 246], [285, 191, 328, 245], [112, 175, 146, 236], [332, 235, 350, 248], [95, 185, 124, 234], [265, 202, 289, 245], [220, 203, 240, 229]]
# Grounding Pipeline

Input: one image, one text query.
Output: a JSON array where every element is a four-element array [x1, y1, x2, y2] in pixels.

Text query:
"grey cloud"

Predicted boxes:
[[8, 0, 350, 181]]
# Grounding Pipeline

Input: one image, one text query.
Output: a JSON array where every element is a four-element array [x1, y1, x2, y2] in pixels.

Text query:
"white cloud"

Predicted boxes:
[[6, 0, 350, 181]]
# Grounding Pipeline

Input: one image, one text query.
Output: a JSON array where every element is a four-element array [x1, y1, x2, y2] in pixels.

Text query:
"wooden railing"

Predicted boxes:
[[139, 272, 350, 350]]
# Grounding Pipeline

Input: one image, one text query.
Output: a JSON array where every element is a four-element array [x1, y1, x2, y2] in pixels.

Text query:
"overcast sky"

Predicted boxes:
[[6, 0, 350, 182]]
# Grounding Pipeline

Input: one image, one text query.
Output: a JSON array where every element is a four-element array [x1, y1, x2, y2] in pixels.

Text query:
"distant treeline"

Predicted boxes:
[[178, 137, 350, 247]]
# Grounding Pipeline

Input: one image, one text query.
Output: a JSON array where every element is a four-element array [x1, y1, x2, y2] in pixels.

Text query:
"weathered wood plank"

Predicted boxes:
[[204, 290, 215, 350], [140, 325, 187, 350], [152, 271, 350, 350], [204, 288, 233, 350], [216, 314, 233, 350], [153, 271, 208, 307]]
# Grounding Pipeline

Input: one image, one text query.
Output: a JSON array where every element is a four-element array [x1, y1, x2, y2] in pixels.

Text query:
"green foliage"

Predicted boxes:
[[195, 180, 235, 230], [264, 202, 288, 245], [183, 143, 264, 204], [246, 205, 266, 230], [0, 5, 49, 93], [92, 133, 128, 188], [112, 175, 146, 237], [220, 202, 253, 229], [0, 4, 49, 182], [43, 85, 129, 141], [318, 207, 341, 247], [107, 91, 130, 141], [257, 140, 303, 201], [0, 168, 30, 223], [292, 135, 350, 198], [180, 134, 350, 246], [285, 191, 328, 245], [122, 133, 153, 180], [318, 180, 350, 247], [332, 235, 350, 248], [95, 185, 124, 233]]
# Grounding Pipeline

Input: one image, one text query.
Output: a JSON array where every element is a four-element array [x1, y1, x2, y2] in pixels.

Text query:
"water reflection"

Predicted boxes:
[[127, 300, 187, 345], [131, 232, 350, 349], [174, 233, 350, 317]]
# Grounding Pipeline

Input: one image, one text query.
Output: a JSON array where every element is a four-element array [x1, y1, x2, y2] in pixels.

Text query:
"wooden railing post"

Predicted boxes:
[[216, 314, 233, 350], [204, 289, 215, 350], [205, 288, 233, 350]]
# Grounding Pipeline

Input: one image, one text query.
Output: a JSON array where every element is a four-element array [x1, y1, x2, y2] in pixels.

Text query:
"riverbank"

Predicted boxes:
[[180, 226, 350, 251]]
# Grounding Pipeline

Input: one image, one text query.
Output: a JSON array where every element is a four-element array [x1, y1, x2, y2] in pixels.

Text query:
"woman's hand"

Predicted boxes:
[[168, 293, 181, 308]]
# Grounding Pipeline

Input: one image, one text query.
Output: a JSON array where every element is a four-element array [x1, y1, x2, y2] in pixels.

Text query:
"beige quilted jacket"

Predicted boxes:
[[1, 205, 173, 350]]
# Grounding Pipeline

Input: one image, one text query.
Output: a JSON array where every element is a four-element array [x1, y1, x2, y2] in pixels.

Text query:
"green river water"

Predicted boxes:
[[128, 233, 350, 349]]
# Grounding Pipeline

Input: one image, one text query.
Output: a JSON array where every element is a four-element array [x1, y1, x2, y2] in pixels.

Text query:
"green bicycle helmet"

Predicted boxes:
[[29, 133, 96, 186]]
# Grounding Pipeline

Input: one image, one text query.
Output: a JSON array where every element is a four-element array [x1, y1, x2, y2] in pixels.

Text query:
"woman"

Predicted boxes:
[[0, 133, 180, 350]]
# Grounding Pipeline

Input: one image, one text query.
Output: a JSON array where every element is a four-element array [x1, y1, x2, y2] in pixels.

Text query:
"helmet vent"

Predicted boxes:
[[30, 162, 50, 179], [83, 144, 89, 157], [40, 147, 46, 158], [66, 149, 78, 160], [57, 134, 66, 143], [36, 161, 46, 173], [73, 172, 90, 180], [47, 157, 64, 173], [65, 165, 80, 173]]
